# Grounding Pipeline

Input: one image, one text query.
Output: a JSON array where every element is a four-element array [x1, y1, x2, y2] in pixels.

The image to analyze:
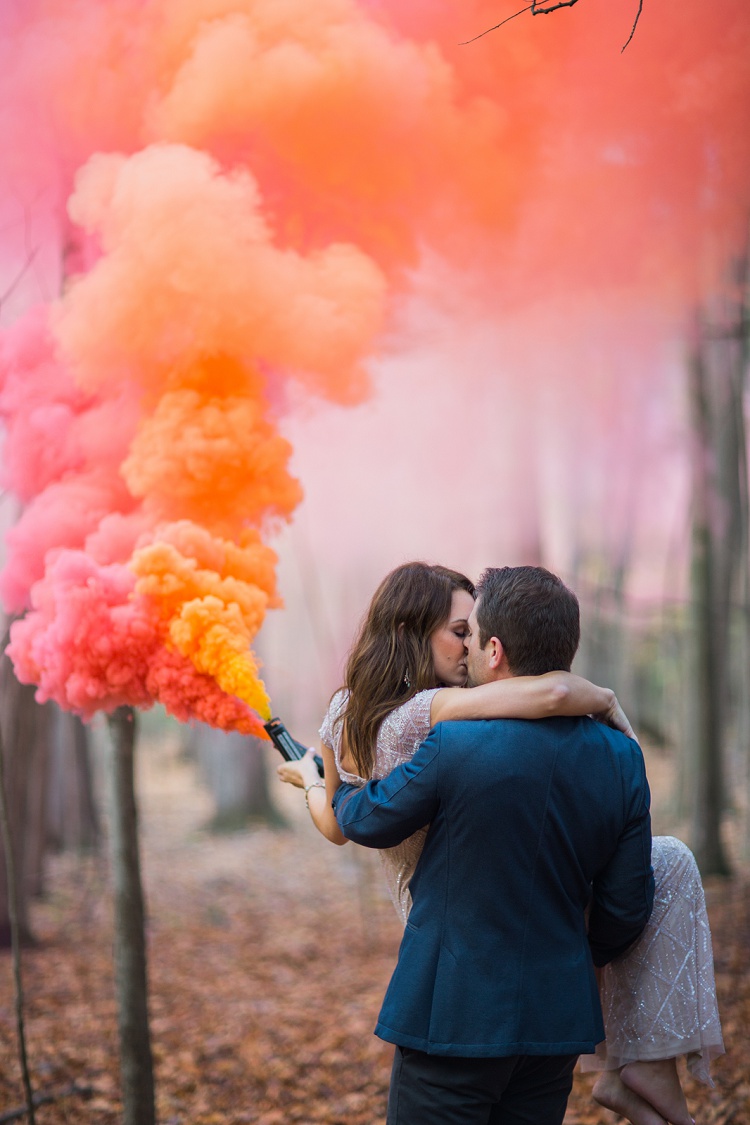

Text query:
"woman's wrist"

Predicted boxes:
[[304, 781, 326, 809]]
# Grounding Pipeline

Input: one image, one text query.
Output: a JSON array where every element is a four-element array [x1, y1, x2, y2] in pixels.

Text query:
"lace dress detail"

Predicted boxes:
[[581, 835, 724, 1084], [319, 688, 440, 923]]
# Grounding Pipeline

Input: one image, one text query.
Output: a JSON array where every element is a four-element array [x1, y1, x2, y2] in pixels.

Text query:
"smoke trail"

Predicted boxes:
[[1, 0, 748, 728], [0, 0, 531, 727], [1, 140, 387, 725]]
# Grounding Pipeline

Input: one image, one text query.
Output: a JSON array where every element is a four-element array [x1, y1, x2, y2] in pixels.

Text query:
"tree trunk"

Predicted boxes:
[[688, 520, 730, 873], [0, 644, 51, 946], [46, 705, 100, 854], [187, 724, 281, 831], [107, 707, 156, 1125], [0, 712, 37, 1123], [686, 336, 732, 876], [727, 251, 750, 860], [571, 560, 632, 722]]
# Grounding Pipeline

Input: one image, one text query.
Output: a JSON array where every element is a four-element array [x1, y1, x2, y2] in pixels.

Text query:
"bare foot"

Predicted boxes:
[[621, 1059, 694, 1125], [593, 1069, 668, 1125]]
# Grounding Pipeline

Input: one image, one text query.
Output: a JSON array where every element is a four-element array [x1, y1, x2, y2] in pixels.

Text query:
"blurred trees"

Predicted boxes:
[[0, 643, 50, 947], [0, 635, 101, 946], [684, 256, 749, 875], [46, 707, 100, 856], [186, 724, 280, 831], [0, 634, 101, 1124], [575, 254, 750, 877]]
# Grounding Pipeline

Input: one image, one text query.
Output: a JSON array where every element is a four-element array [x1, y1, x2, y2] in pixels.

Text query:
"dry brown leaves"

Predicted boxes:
[[0, 742, 748, 1125]]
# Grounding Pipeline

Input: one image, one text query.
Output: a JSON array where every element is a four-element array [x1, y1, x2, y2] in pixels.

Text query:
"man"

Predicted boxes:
[[332, 566, 654, 1125]]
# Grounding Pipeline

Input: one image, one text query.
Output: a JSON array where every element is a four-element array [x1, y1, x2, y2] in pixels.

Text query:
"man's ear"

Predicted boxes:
[[487, 637, 506, 671]]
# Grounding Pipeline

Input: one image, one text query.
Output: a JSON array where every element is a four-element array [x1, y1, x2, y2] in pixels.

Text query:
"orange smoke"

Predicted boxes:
[[1, 0, 748, 726]]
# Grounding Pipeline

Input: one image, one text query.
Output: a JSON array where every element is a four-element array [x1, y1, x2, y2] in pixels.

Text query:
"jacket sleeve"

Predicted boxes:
[[588, 743, 655, 966], [332, 729, 442, 848]]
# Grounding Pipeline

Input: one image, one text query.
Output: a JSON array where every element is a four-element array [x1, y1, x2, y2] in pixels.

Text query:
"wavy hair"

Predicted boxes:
[[338, 562, 474, 778]]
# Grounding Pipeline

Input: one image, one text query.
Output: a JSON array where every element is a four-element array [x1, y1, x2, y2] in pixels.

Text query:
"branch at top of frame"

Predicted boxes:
[[459, 4, 533, 45], [621, 0, 644, 52], [531, 0, 580, 12], [460, 0, 645, 50]]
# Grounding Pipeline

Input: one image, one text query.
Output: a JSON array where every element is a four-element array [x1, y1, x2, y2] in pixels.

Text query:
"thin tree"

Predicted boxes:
[[684, 261, 749, 875], [0, 662, 36, 1125], [687, 336, 731, 875], [107, 707, 155, 1125]]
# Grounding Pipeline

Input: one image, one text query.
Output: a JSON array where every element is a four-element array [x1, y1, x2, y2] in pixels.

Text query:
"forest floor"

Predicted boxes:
[[0, 731, 748, 1125]]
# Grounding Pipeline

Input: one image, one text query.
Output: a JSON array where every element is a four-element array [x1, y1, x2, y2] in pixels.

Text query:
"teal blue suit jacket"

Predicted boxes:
[[333, 716, 654, 1057]]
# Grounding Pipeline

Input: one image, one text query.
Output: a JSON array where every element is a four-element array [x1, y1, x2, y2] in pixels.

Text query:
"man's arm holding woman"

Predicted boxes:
[[278, 672, 634, 846], [588, 744, 655, 965]]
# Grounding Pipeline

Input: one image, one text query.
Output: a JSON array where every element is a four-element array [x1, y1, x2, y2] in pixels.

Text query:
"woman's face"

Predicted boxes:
[[430, 589, 474, 687]]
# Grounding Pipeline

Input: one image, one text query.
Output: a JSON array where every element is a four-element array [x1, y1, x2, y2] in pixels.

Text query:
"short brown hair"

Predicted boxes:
[[475, 566, 579, 675]]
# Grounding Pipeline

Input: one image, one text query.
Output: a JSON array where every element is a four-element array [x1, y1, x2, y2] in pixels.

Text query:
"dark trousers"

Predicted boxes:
[[386, 1046, 578, 1125]]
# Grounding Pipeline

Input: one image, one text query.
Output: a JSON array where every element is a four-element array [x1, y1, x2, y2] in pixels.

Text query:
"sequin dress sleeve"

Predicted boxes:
[[319, 688, 441, 923], [580, 835, 724, 1085]]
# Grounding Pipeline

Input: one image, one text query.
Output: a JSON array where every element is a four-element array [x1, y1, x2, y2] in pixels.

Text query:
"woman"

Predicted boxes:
[[278, 562, 723, 1125]]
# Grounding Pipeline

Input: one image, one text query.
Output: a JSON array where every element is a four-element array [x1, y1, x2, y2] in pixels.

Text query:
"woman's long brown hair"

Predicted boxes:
[[337, 562, 475, 779]]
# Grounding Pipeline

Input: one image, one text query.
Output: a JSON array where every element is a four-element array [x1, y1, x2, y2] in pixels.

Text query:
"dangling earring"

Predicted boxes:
[[403, 674, 411, 690]]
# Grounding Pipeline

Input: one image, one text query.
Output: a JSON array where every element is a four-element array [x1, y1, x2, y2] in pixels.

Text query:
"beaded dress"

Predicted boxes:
[[320, 688, 724, 1082], [580, 834, 724, 1083], [319, 687, 440, 923]]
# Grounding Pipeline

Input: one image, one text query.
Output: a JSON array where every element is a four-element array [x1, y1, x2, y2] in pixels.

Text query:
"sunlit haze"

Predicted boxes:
[[0, 0, 746, 735]]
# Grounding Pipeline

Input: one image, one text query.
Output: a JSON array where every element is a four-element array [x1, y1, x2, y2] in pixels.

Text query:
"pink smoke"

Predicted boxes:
[[0, 0, 747, 730]]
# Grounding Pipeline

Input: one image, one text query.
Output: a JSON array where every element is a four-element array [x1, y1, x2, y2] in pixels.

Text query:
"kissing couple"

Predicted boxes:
[[279, 563, 723, 1124]]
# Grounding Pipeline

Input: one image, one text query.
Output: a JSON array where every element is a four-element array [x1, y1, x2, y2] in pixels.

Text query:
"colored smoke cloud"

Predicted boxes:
[[0, 0, 748, 729]]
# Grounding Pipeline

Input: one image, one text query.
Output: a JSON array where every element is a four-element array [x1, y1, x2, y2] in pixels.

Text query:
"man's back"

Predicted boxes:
[[335, 714, 654, 1057]]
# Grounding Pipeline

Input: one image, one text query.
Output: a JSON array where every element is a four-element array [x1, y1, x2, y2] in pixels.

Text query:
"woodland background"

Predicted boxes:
[[0, 716, 748, 1125], [1, 0, 749, 1120]]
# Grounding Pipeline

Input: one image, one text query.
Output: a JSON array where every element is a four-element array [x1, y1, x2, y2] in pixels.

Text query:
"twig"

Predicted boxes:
[[0, 1082, 93, 1124], [460, 0, 580, 45], [621, 0, 644, 51], [0, 694, 35, 1124], [531, 0, 580, 12], [461, 0, 645, 50], [460, 4, 532, 45]]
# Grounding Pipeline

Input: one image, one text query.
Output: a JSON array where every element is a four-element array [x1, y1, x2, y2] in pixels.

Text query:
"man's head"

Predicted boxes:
[[465, 566, 580, 686]]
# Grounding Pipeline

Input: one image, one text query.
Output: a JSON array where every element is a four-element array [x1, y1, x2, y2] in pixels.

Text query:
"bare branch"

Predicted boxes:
[[461, 0, 645, 49], [621, 0, 644, 52], [460, 5, 533, 45], [531, 0, 580, 13]]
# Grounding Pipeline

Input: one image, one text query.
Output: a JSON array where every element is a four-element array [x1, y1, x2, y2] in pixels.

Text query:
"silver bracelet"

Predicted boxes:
[[304, 781, 325, 809]]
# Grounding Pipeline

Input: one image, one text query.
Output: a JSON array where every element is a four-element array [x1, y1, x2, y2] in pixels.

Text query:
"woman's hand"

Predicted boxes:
[[592, 695, 636, 740], [277, 747, 321, 789], [277, 743, 348, 846]]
